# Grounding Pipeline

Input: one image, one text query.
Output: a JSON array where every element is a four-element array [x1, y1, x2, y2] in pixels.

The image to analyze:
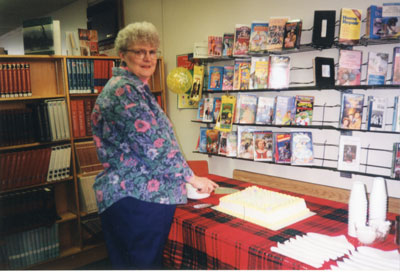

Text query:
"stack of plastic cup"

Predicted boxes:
[[348, 181, 368, 237], [368, 177, 388, 225]]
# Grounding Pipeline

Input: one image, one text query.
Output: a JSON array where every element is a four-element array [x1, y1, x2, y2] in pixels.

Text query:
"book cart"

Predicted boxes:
[[0, 55, 166, 269], [192, 33, 400, 183]]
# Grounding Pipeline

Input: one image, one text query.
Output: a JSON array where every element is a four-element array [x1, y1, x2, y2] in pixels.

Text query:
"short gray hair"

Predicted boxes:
[[115, 21, 160, 53]]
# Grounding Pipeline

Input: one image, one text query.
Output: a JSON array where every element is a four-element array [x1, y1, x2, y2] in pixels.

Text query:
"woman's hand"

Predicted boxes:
[[188, 175, 219, 194]]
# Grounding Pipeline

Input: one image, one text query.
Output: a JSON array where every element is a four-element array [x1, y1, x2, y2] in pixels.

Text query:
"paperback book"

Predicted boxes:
[[337, 49, 363, 86], [222, 33, 234, 57], [291, 131, 314, 165], [255, 96, 275, 125], [294, 95, 314, 126], [382, 3, 400, 39], [337, 135, 361, 172], [249, 21, 269, 52], [222, 65, 234, 90], [215, 95, 236, 132], [274, 95, 296, 125], [197, 98, 205, 120], [366, 52, 389, 85], [393, 96, 400, 132], [208, 66, 224, 91], [218, 132, 228, 156], [266, 17, 289, 51], [208, 36, 223, 57], [213, 97, 222, 122], [198, 127, 208, 153], [202, 97, 215, 122], [249, 56, 269, 89], [206, 129, 219, 154], [283, 19, 302, 49], [253, 130, 273, 161], [226, 131, 238, 157], [392, 47, 400, 84], [237, 93, 257, 124], [190, 65, 204, 102], [338, 8, 362, 45], [366, 96, 387, 131], [366, 5, 383, 39], [339, 93, 364, 130], [391, 142, 400, 179], [233, 58, 251, 90], [268, 55, 290, 89], [237, 126, 255, 159], [273, 132, 291, 164], [233, 24, 251, 56]]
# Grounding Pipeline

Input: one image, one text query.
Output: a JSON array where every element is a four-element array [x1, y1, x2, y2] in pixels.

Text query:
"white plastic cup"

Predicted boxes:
[[369, 177, 387, 223], [348, 181, 368, 237]]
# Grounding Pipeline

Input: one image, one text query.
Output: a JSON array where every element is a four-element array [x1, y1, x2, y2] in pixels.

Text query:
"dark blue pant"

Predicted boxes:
[[99, 197, 176, 269]]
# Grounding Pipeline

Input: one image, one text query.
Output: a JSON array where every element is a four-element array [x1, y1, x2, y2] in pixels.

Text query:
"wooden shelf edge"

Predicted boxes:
[[57, 211, 78, 223]]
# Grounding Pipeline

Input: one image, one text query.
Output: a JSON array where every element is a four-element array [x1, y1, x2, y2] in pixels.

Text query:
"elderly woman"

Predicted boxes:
[[91, 21, 218, 269]]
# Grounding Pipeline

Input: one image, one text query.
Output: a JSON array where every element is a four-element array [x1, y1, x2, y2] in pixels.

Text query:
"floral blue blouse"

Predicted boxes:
[[91, 66, 193, 213]]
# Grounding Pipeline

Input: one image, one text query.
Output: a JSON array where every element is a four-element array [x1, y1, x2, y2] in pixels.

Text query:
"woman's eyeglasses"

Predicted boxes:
[[125, 49, 160, 59]]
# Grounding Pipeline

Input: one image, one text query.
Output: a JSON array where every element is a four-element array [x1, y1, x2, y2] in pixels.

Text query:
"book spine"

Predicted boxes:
[[83, 99, 93, 136], [25, 63, 32, 96], [15, 63, 22, 97], [70, 100, 80, 138], [77, 99, 86, 137]]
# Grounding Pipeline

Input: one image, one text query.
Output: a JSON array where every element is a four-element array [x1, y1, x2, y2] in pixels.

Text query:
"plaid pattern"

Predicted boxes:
[[163, 174, 399, 270]]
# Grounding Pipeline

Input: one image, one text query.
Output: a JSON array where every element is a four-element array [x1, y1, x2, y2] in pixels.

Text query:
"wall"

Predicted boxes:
[[0, 0, 399, 200]]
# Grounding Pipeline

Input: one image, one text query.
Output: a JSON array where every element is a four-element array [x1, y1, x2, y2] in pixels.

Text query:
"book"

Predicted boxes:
[[206, 129, 219, 154], [337, 49, 363, 86], [274, 95, 296, 125], [391, 142, 400, 179], [294, 95, 314, 126], [208, 36, 223, 57], [339, 93, 364, 130], [233, 24, 251, 56], [366, 5, 383, 39], [75, 141, 103, 174], [237, 93, 257, 124], [291, 131, 314, 165], [197, 98, 205, 120], [198, 127, 208, 153], [78, 174, 99, 213], [222, 33, 234, 57], [218, 132, 228, 156], [226, 131, 237, 157], [189, 65, 204, 102], [249, 21, 269, 52], [233, 58, 251, 90], [208, 66, 224, 91], [22, 17, 60, 55], [337, 135, 361, 172], [283, 19, 302, 49], [237, 126, 255, 159], [213, 97, 222, 122], [266, 17, 289, 51], [88, 29, 99, 56], [78, 29, 91, 56], [313, 57, 335, 88], [382, 3, 400, 39], [312, 10, 336, 48], [249, 56, 269, 89], [222, 65, 234, 90], [392, 47, 400, 84], [268, 55, 290, 89], [65, 31, 81, 56], [393, 96, 400, 132], [338, 8, 362, 45], [366, 52, 389, 85], [202, 97, 214, 122], [215, 95, 236, 132], [193, 41, 208, 59], [273, 132, 291, 164], [366, 96, 387, 131], [253, 131, 273, 161], [255, 96, 275, 125]]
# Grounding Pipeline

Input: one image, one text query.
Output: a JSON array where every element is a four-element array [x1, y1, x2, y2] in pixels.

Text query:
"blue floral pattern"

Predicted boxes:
[[91, 67, 193, 213]]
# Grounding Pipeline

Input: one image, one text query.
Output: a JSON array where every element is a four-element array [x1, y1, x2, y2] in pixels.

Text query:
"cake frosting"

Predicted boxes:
[[213, 186, 314, 230]]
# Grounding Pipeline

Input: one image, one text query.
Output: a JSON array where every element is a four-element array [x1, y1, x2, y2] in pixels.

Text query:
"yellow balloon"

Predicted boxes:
[[167, 67, 193, 94]]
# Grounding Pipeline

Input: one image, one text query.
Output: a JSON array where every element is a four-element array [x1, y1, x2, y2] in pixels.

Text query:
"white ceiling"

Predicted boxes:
[[0, 0, 78, 37]]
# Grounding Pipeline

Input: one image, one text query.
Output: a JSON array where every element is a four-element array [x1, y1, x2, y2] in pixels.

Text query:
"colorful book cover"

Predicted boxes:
[[274, 95, 295, 125], [202, 97, 214, 122], [393, 96, 400, 132], [226, 131, 238, 157], [218, 132, 228, 156], [391, 142, 400, 179], [338, 8, 362, 45], [337, 135, 361, 171], [392, 47, 400, 84], [266, 17, 289, 51], [213, 97, 222, 121], [233, 58, 251, 90], [256, 96, 275, 125], [366, 96, 387, 131], [249, 21, 269, 52], [337, 49, 362, 86], [250, 56, 269, 89], [382, 3, 400, 39], [237, 126, 254, 159], [222, 65, 234, 90], [233, 24, 251, 56], [294, 95, 314, 126], [366, 5, 383, 39], [208, 66, 224, 91], [215, 95, 236, 132], [206, 129, 219, 154], [197, 98, 205, 120], [189, 65, 204, 102], [291, 131, 314, 165], [208, 36, 223, 57], [268, 55, 290, 89], [273, 132, 291, 164], [198, 127, 208, 153], [339, 93, 364, 130], [222, 33, 234, 57], [253, 131, 273, 161], [367, 52, 389, 85], [283, 19, 302, 49], [237, 94, 257, 124]]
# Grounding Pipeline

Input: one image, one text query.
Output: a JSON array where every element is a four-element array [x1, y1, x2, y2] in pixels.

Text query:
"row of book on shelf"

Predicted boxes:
[[66, 58, 118, 94], [70, 98, 95, 138], [195, 4, 400, 59], [197, 93, 400, 132], [197, 126, 400, 179], [0, 62, 31, 98], [0, 144, 71, 191]]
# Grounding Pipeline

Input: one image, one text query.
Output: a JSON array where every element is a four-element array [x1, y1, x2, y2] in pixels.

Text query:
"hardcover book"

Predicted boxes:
[[311, 10, 336, 48], [249, 56, 269, 89], [392, 47, 400, 84], [366, 5, 383, 39], [266, 17, 289, 51], [268, 55, 290, 89], [393, 96, 400, 132], [208, 36, 223, 57], [337, 135, 361, 171], [233, 24, 251, 56], [274, 95, 296, 125], [283, 19, 302, 49], [391, 142, 400, 179], [338, 8, 362, 45], [222, 65, 234, 90], [366, 52, 389, 85], [337, 49, 363, 86], [339, 93, 364, 130], [366, 96, 387, 131], [237, 126, 255, 159], [255, 96, 275, 125], [208, 66, 224, 91], [273, 132, 291, 164], [382, 3, 400, 39], [237, 93, 257, 124], [253, 130, 273, 161], [189, 65, 204, 102], [206, 129, 219, 154], [294, 95, 314, 126], [313, 57, 335, 88], [222, 33, 234, 57], [233, 58, 251, 90], [249, 21, 269, 52], [291, 131, 314, 165]]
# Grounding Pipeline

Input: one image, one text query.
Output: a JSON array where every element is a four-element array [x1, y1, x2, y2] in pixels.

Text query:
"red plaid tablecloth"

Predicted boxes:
[[163, 174, 399, 270]]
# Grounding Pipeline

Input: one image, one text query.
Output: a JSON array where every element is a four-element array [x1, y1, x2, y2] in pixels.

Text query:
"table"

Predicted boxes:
[[163, 174, 399, 270]]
